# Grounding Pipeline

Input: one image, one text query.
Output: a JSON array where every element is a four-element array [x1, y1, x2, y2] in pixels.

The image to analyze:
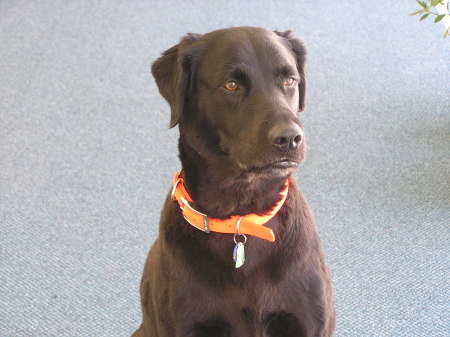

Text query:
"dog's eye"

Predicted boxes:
[[224, 81, 239, 91], [284, 77, 297, 87]]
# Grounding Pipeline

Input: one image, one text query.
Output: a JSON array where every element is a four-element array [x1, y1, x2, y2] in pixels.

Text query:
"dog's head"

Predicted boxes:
[[152, 27, 307, 177]]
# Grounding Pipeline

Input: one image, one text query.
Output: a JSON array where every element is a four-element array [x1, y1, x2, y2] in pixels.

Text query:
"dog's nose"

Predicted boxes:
[[270, 123, 303, 151]]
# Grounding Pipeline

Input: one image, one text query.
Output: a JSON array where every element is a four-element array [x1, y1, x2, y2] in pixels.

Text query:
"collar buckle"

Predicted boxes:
[[180, 197, 211, 233]]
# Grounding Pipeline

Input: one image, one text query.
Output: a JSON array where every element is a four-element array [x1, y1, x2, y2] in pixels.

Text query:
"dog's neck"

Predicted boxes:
[[178, 138, 290, 219]]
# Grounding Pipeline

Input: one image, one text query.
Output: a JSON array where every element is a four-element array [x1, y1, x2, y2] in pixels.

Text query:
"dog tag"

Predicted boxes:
[[233, 242, 245, 268]]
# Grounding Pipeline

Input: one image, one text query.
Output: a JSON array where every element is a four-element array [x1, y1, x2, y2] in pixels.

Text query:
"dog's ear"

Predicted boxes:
[[151, 33, 202, 128], [274, 30, 307, 112]]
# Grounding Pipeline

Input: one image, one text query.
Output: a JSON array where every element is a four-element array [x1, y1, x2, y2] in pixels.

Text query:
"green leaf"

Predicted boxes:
[[420, 13, 430, 21], [416, 0, 428, 10], [430, 0, 441, 7], [409, 9, 426, 16], [444, 25, 450, 38], [434, 14, 446, 23]]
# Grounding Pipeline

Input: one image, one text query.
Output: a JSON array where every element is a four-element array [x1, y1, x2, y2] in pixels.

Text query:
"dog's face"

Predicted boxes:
[[152, 27, 307, 177]]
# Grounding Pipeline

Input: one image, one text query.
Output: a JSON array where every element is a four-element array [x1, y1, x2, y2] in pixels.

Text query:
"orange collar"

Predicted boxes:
[[171, 172, 289, 242]]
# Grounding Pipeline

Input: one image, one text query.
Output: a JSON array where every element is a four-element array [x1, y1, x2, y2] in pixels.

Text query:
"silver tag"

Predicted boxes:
[[233, 242, 245, 268]]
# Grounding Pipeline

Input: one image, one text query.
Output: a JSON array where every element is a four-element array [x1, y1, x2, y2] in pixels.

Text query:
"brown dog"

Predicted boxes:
[[133, 27, 335, 337]]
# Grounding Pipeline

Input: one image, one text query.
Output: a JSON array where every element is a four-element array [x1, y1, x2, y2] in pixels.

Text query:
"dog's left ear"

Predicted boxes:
[[275, 30, 307, 112], [151, 33, 203, 128]]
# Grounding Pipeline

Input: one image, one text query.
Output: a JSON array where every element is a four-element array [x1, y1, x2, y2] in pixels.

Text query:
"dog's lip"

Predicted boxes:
[[278, 157, 296, 163], [271, 159, 298, 168], [237, 158, 299, 172]]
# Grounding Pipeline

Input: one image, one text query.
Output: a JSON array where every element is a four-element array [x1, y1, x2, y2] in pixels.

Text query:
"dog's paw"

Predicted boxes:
[[193, 317, 231, 337], [264, 311, 307, 337]]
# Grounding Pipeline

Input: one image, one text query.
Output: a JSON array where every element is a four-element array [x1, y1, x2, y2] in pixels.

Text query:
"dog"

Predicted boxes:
[[133, 27, 335, 337]]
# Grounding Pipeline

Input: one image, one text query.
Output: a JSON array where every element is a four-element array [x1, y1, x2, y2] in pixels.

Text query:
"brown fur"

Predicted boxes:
[[133, 27, 335, 337]]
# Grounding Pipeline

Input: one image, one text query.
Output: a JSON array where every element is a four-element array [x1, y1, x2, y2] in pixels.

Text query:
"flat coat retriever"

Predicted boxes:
[[133, 27, 335, 337]]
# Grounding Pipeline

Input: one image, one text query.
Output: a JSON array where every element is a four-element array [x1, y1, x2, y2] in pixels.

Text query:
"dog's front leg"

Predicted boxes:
[[189, 317, 232, 337]]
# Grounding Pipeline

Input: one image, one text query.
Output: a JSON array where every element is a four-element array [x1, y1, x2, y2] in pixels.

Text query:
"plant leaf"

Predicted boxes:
[[434, 14, 446, 23], [430, 0, 441, 7], [409, 9, 426, 16], [420, 13, 430, 21], [444, 25, 450, 38], [416, 0, 428, 10]]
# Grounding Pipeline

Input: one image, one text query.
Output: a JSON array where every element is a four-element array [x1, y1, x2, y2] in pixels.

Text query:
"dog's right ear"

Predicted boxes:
[[151, 33, 203, 128], [274, 30, 307, 112]]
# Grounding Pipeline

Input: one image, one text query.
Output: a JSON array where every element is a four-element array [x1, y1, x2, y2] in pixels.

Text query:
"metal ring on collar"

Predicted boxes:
[[234, 233, 247, 245], [234, 216, 247, 244]]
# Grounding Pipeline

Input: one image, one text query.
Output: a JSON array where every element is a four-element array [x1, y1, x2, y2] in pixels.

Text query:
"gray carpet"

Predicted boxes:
[[1, 0, 449, 336]]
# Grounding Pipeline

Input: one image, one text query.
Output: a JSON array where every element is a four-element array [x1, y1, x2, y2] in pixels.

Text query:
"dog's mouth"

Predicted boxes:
[[257, 158, 299, 174], [237, 157, 300, 174], [271, 158, 299, 169], [221, 141, 304, 175]]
